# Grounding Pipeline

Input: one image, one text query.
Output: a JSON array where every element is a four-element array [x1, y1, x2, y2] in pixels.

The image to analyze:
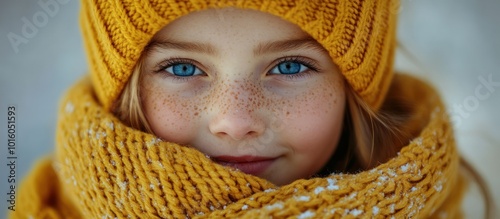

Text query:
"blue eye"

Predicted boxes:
[[270, 61, 308, 75], [165, 63, 203, 76]]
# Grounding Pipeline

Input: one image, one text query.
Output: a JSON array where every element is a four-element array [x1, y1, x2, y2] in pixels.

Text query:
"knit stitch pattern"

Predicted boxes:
[[81, 0, 397, 110], [10, 74, 463, 218]]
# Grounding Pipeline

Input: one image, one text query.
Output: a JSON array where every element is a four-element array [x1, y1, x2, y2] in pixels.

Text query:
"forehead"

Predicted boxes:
[[152, 8, 310, 44]]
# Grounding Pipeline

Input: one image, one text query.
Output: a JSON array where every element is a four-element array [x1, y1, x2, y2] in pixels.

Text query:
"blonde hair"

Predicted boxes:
[[317, 79, 412, 174], [113, 60, 154, 134]]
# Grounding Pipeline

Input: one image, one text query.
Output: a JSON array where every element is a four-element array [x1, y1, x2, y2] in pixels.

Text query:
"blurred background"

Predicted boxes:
[[0, 0, 498, 218]]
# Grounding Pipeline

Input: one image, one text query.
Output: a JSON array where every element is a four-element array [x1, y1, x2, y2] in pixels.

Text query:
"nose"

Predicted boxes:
[[208, 81, 266, 141], [209, 111, 265, 140]]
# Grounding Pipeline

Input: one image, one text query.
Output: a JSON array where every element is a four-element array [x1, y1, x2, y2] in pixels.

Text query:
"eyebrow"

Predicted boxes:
[[146, 39, 218, 56], [145, 36, 326, 56], [253, 37, 327, 56]]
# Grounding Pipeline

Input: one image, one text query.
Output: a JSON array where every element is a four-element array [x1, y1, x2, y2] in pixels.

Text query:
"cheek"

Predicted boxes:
[[288, 95, 344, 145], [142, 86, 200, 144], [278, 80, 345, 166]]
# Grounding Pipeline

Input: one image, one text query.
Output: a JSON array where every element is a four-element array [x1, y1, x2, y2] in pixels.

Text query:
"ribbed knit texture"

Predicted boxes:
[[10, 74, 465, 218], [81, 0, 397, 111]]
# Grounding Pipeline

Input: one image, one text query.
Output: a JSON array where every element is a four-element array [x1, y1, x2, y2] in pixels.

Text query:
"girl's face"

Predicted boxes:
[[141, 8, 345, 185]]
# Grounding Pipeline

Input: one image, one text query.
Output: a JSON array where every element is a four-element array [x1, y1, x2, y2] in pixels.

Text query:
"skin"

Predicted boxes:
[[140, 8, 346, 186]]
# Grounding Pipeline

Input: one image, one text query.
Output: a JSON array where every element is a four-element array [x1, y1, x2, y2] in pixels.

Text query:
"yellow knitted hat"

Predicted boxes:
[[81, 0, 398, 110]]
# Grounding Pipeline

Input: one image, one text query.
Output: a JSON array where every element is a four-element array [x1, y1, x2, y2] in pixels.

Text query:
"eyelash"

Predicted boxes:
[[154, 56, 320, 82], [269, 56, 320, 80], [155, 58, 203, 82]]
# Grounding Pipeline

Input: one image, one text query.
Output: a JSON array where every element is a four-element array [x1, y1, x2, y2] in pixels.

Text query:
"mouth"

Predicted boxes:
[[212, 155, 276, 175]]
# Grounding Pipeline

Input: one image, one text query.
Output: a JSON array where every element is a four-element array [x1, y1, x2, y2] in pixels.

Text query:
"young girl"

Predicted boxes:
[[12, 0, 491, 218]]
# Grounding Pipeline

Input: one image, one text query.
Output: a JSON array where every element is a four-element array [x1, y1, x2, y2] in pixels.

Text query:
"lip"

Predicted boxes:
[[212, 156, 275, 175]]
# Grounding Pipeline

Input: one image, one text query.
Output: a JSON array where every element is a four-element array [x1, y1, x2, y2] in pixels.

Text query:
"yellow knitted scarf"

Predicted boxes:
[[11, 74, 465, 218]]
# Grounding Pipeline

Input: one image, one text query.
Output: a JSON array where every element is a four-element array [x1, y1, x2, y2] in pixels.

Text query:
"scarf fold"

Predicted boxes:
[[11, 74, 464, 219]]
